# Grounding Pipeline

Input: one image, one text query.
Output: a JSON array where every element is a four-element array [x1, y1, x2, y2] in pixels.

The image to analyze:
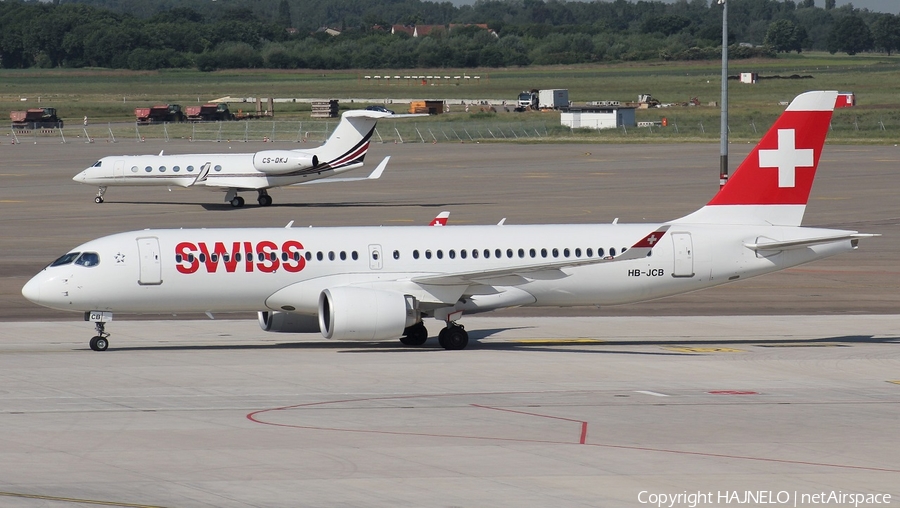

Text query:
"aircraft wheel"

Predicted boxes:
[[438, 326, 468, 350], [230, 196, 245, 208], [400, 322, 428, 346], [258, 195, 273, 207], [89, 336, 109, 351], [94, 196, 104, 204]]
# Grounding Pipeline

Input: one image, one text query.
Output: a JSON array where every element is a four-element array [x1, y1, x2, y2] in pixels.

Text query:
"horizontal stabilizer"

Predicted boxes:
[[744, 233, 878, 252], [297, 156, 389, 185]]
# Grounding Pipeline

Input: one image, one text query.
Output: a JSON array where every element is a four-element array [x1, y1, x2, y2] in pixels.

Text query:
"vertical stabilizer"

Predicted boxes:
[[674, 90, 838, 226], [310, 110, 388, 170]]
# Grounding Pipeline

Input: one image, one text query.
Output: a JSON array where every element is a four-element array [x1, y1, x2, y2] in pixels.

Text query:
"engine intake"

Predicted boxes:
[[318, 287, 417, 341], [258, 311, 320, 333], [252, 150, 319, 175]]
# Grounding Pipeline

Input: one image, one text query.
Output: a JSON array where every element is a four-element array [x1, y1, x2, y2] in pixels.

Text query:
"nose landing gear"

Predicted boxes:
[[89, 321, 109, 351], [94, 186, 107, 204]]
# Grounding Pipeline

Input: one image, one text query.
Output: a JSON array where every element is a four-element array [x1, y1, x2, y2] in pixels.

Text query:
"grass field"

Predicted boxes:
[[2, 52, 898, 144]]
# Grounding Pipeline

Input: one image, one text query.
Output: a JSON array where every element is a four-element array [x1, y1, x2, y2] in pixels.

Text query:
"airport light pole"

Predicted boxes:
[[719, 0, 728, 189]]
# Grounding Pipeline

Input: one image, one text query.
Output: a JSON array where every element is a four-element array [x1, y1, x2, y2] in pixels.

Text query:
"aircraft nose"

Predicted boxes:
[[21, 275, 42, 303], [73, 171, 87, 183]]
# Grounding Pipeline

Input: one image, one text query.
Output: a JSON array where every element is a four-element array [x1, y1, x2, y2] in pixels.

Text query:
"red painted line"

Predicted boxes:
[[580, 422, 588, 445], [470, 404, 589, 445]]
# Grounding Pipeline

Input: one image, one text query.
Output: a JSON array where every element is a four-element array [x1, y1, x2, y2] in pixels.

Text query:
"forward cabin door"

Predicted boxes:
[[114, 159, 125, 182], [137, 237, 162, 285], [671, 232, 694, 277]]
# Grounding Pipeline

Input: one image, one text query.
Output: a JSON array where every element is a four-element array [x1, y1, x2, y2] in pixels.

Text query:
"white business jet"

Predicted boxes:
[[24, 91, 876, 351], [74, 110, 395, 208]]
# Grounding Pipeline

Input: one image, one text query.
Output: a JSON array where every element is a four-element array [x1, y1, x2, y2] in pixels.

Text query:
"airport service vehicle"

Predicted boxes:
[[24, 91, 875, 352], [516, 89, 569, 111], [74, 110, 395, 207], [186, 103, 235, 122], [134, 104, 185, 124], [10, 108, 63, 129]]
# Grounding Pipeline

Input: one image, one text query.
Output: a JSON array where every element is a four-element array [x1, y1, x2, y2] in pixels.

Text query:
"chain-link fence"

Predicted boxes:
[[6, 109, 898, 145]]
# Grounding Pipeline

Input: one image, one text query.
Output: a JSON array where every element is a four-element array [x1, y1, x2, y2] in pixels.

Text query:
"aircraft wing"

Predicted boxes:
[[294, 156, 389, 185], [744, 232, 877, 252], [412, 225, 669, 286]]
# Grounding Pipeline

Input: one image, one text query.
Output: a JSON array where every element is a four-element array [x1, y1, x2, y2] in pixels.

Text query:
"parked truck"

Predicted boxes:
[[515, 89, 569, 111], [135, 104, 185, 124], [10, 108, 63, 129], [186, 103, 235, 122]]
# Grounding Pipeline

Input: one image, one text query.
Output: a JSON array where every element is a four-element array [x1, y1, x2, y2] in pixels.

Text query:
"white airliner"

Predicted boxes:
[[74, 110, 395, 207], [24, 91, 876, 351]]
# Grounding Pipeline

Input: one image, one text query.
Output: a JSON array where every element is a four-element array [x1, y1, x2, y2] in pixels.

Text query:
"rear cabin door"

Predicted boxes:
[[671, 232, 694, 278], [137, 237, 162, 285]]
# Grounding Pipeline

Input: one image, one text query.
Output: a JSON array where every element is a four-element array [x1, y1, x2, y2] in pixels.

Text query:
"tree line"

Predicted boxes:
[[0, 0, 897, 71]]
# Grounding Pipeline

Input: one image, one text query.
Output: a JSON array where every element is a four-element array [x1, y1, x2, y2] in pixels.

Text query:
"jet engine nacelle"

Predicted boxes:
[[258, 311, 321, 333], [318, 287, 417, 341], [252, 150, 319, 175]]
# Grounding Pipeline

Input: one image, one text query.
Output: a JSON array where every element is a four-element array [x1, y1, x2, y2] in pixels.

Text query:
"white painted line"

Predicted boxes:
[[635, 390, 670, 397]]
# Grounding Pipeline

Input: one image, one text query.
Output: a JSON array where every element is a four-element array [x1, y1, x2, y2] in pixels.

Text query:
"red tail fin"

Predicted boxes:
[[675, 91, 838, 226]]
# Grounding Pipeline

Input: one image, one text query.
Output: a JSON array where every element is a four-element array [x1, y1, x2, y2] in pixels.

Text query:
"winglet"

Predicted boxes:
[[613, 225, 670, 261], [366, 156, 390, 179], [429, 211, 450, 226]]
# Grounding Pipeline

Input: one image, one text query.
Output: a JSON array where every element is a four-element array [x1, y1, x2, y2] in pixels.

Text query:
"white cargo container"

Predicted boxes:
[[538, 89, 569, 110]]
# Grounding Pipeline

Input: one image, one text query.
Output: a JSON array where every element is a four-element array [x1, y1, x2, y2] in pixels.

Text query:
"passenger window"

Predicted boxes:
[[328, 251, 335, 261], [564, 248, 570, 258], [211, 254, 218, 262], [214, 165, 222, 172], [393, 250, 400, 260], [541, 248, 547, 258], [529, 248, 536, 258], [610, 248, 617, 257], [436, 250, 443, 259], [597, 248, 605, 257], [425, 250, 432, 259], [575, 248, 582, 257], [351, 251, 358, 260], [413, 250, 420, 259], [472, 250, 478, 259], [235, 253, 242, 262], [506, 249, 513, 258], [552, 248, 559, 258], [173, 166, 180, 172], [340, 251, 347, 260], [449, 250, 455, 259], [175, 254, 183, 263], [50, 252, 80, 267], [587, 248, 593, 257], [131, 166, 138, 173], [159, 166, 166, 172], [494, 249, 501, 258], [317, 252, 324, 261], [281, 252, 288, 262], [145, 166, 152, 172], [187, 165, 194, 172], [199, 254, 207, 263], [305, 252, 312, 261], [74, 252, 99, 267], [461, 250, 467, 259]]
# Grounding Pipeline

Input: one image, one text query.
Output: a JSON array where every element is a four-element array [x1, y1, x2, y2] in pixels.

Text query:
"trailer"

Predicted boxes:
[[10, 108, 63, 129], [186, 103, 235, 122], [538, 89, 569, 110]]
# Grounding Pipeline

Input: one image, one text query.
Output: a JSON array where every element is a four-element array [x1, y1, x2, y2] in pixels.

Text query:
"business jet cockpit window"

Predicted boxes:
[[74, 252, 100, 267], [91, 161, 102, 167]]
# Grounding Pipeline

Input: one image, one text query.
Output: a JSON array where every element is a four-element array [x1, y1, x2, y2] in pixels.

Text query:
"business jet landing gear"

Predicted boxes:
[[257, 190, 272, 207], [89, 322, 109, 351], [438, 322, 468, 350], [400, 322, 428, 346], [94, 186, 107, 204], [230, 196, 245, 208]]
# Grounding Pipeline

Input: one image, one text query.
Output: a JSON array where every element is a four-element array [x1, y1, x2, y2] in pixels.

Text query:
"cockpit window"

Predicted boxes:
[[91, 160, 102, 167], [74, 252, 100, 267], [50, 252, 80, 267]]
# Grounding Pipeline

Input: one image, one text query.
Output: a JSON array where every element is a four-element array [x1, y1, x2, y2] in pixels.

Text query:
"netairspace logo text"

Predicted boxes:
[[638, 490, 892, 508]]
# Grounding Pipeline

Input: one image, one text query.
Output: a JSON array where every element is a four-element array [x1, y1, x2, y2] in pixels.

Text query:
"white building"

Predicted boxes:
[[560, 106, 636, 130]]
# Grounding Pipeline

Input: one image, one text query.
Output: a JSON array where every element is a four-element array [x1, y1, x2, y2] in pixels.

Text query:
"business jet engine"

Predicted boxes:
[[318, 287, 418, 341], [258, 311, 320, 333], [252, 150, 319, 175]]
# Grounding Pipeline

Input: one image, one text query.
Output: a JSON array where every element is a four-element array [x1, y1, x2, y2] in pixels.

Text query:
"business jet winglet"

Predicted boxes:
[[74, 110, 396, 208], [25, 91, 877, 352]]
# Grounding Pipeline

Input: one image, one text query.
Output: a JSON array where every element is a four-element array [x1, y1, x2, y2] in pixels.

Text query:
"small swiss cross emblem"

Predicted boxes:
[[758, 128, 814, 188], [646, 234, 658, 245]]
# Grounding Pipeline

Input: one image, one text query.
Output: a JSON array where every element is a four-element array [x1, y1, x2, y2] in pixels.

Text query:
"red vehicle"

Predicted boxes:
[[10, 108, 63, 129]]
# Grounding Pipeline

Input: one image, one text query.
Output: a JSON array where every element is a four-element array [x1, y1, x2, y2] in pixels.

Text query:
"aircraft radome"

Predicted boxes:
[[73, 110, 406, 208], [24, 91, 876, 351]]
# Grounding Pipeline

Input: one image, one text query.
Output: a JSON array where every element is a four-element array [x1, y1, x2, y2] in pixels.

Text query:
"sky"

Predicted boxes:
[[448, 0, 898, 14]]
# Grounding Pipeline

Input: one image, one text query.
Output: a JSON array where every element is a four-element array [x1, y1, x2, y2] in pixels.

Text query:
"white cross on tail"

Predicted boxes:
[[757, 128, 814, 188]]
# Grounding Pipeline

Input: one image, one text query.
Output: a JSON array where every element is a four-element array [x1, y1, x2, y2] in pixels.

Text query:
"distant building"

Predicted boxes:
[[560, 106, 636, 130]]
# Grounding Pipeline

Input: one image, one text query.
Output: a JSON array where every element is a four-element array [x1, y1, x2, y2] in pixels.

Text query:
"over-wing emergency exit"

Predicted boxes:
[[25, 92, 876, 351], [74, 110, 400, 207]]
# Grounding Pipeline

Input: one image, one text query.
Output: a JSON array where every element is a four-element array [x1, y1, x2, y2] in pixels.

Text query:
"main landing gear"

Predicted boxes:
[[398, 321, 470, 350], [226, 189, 272, 208], [89, 321, 110, 351], [94, 186, 107, 204], [438, 322, 468, 350]]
